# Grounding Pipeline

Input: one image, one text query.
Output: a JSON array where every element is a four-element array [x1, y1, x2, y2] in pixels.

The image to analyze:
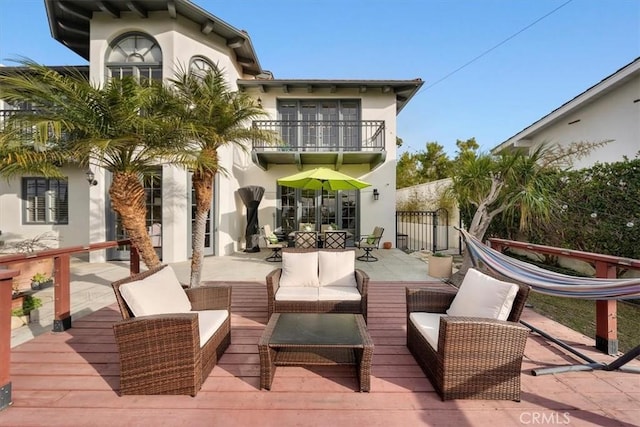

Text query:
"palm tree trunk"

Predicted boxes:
[[109, 171, 160, 269], [190, 169, 214, 288]]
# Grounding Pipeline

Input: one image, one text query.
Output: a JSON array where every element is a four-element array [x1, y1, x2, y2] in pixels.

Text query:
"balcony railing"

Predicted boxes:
[[252, 120, 385, 152]]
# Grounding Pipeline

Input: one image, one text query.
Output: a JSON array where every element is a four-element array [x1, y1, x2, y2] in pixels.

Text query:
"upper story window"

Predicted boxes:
[[189, 56, 214, 79], [106, 33, 162, 80], [22, 177, 69, 224], [277, 100, 361, 150]]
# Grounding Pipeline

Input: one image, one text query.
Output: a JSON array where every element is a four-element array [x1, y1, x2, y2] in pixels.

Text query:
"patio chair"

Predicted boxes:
[[355, 226, 384, 261], [406, 268, 531, 401], [324, 230, 347, 249], [111, 265, 231, 396], [294, 231, 318, 248], [262, 224, 288, 262]]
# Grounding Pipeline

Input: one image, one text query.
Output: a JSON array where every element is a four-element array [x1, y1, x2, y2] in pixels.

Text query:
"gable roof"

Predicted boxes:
[[492, 57, 640, 154], [237, 78, 424, 113], [44, 0, 263, 75]]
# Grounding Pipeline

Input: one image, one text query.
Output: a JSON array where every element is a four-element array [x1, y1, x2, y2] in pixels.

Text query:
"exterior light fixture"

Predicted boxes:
[[373, 188, 379, 201], [86, 169, 98, 186]]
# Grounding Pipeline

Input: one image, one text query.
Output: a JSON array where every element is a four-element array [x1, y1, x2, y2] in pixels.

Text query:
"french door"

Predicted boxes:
[[278, 186, 359, 246]]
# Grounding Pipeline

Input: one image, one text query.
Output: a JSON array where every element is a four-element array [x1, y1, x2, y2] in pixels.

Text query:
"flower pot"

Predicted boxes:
[[382, 242, 392, 249], [428, 254, 453, 279]]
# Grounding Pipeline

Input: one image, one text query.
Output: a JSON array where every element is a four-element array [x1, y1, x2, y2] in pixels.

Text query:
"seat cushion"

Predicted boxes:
[[446, 268, 519, 321], [119, 266, 192, 317], [318, 286, 361, 301], [318, 250, 357, 287], [410, 312, 446, 350], [275, 287, 319, 301], [197, 309, 229, 348], [280, 251, 319, 287]]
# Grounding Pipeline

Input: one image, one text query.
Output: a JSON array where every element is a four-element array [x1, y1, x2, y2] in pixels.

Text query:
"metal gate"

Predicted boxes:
[[396, 208, 449, 253]]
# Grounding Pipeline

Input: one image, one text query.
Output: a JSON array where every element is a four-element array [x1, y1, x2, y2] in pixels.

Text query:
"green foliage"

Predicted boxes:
[[12, 294, 43, 316], [529, 158, 640, 259]]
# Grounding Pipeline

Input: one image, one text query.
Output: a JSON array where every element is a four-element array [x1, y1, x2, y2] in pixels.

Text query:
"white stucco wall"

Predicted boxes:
[[0, 167, 90, 250], [242, 87, 399, 246], [511, 74, 640, 169]]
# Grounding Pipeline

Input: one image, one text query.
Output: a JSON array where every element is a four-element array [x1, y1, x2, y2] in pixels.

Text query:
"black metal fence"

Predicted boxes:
[[396, 208, 450, 253]]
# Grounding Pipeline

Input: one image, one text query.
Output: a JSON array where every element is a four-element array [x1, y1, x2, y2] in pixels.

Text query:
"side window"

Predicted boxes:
[[106, 33, 162, 81], [22, 178, 69, 224], [189, 56, 214, 79]]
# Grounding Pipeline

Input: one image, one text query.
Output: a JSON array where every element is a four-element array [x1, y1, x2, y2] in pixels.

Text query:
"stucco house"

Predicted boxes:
[[0, 0, 422, 263], [491, 57, 640, 169]]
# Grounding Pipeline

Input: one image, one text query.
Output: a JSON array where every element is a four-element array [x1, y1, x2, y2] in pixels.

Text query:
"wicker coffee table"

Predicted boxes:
[[258, 313, 374, 392]]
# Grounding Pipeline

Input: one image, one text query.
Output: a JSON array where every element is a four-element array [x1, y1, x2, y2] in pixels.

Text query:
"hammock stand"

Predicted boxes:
[[458, 228, 640, 375]]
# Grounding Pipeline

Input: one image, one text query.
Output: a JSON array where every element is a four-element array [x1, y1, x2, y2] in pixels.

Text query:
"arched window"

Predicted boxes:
[[106, 33, 162, 80], [189, 56, 214, 79]]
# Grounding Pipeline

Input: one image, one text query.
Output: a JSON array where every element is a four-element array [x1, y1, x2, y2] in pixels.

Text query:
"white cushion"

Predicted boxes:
[[197, 309, 229, 348], [318, 251, 357, 288], [446, 268, 519, 321], [410, 312, 446, 350], [119, 266, 192, 317], [275, 287, 319, 301], [318, 286, 361, 301], [280, 251, 319, 288]]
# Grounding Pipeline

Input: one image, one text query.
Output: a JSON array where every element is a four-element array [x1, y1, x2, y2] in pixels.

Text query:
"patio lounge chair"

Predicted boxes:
[[262, 224, 288, 262], [355, 226, 384, 261], [406, 268, 530, 401], [111, 265, 231, 396]]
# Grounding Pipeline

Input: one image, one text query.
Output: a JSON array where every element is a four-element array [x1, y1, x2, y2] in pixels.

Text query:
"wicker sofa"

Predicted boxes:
[[111, 264, 231, 396], [266, 248, 369, 321], [406, 268, 530, 401]]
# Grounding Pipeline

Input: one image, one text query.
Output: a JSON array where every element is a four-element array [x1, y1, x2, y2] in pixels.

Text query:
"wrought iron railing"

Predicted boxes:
[[252, 120, 385, 152]]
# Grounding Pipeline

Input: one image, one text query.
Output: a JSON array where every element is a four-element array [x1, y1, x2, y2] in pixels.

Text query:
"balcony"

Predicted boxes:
[[251, 120, 385, 170]]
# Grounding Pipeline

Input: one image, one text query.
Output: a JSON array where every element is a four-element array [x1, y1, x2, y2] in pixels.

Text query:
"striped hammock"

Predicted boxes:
[[459, 229, 640, 300]]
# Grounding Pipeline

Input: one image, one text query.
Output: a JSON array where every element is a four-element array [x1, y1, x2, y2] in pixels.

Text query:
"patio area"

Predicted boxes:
[[4, 249, 640, 426]]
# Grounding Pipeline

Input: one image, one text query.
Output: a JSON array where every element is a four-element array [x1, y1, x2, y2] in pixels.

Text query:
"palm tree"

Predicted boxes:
[[0, 60, 182, 268], [169, 65, 274, 287]]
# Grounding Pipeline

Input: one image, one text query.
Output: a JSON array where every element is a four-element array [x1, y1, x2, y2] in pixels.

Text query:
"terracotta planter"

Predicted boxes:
[[428, 254, 453, 279], [382, 242, 392, 249]]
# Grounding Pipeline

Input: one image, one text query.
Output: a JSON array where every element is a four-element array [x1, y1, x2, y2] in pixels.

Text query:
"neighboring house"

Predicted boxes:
[[492, 57, 640, 169], [0, 0, 422, 263]]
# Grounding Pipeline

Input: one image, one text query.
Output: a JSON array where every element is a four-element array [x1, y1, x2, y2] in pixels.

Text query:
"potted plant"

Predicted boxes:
[[31, 272, 53, 290], [11, 294, 43, 329], [428, 252, 453, 279]]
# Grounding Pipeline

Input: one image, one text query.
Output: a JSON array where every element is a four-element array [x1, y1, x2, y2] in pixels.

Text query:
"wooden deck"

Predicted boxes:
[[3, 281, 639, 427]]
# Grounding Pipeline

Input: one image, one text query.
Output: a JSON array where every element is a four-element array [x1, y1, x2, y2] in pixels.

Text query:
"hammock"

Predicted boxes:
[[459, 228, 640, 300]]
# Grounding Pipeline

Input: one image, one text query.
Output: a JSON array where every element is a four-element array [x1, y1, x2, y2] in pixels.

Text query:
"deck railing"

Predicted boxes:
[[0, 239, 138, 410], [488, 237, 640, 355], [251, 120, 385, 152]]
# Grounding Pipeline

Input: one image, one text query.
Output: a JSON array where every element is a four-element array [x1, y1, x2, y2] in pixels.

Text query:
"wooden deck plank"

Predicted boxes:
[[1, 280, 638, 427]]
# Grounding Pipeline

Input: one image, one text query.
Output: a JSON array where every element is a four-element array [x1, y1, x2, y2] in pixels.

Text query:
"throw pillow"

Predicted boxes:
[[267, 234, 279, 244], [446, 268, 519, 321], [366, 235, 376, 244], [280, 251, 320, 287], [119, 266, 192, 317], [318, 250, 357, 287]]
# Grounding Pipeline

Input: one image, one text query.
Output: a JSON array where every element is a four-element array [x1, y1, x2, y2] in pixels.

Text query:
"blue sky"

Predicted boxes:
[[1, 0, 638, 157]]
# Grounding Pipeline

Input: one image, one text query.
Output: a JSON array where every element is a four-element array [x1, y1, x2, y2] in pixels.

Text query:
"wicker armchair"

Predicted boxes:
[[406, 273, 530, 401], [111, 265, 231, 396]]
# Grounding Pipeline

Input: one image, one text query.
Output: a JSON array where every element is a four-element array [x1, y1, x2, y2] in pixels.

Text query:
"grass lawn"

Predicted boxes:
[[527, 292, 640, 354]]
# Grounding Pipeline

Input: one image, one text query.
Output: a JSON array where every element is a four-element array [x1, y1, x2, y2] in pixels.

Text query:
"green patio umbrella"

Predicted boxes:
[[277, 167, 371, 191]]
